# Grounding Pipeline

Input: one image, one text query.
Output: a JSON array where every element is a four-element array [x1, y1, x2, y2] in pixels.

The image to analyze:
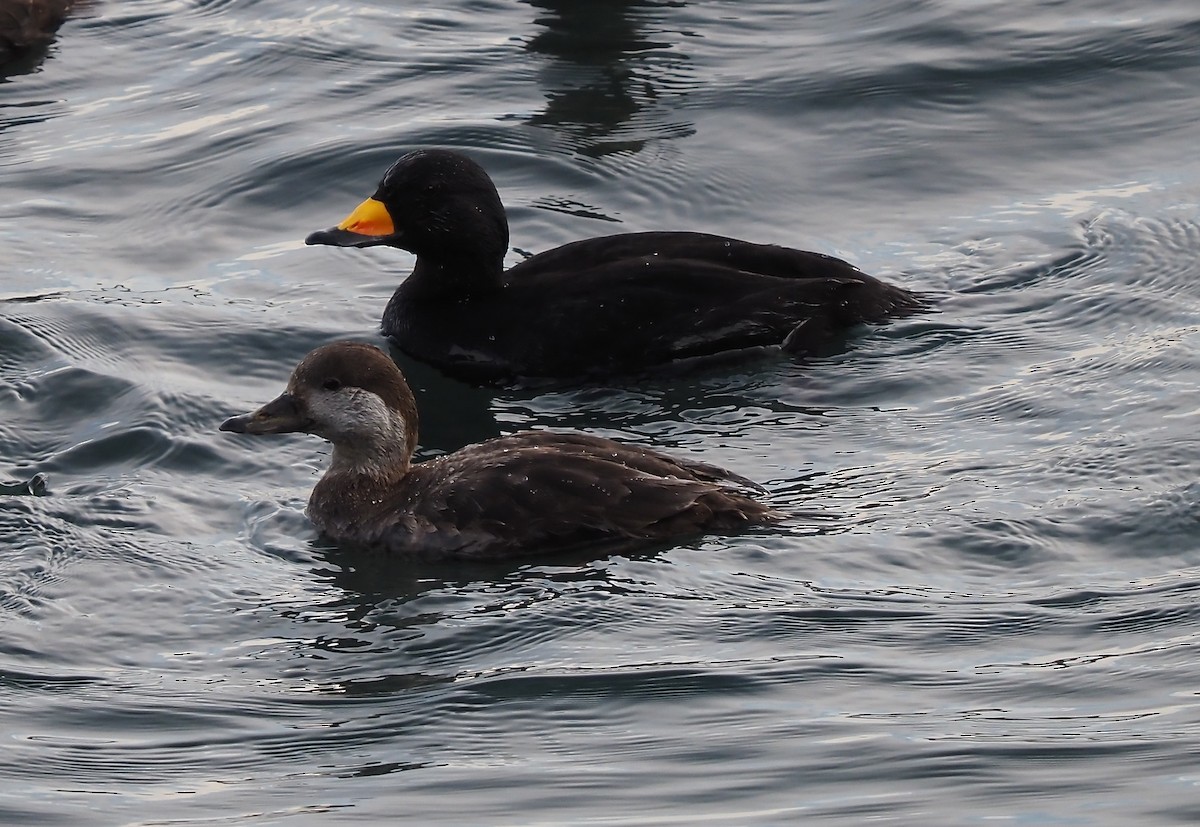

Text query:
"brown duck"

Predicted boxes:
[[221, 342, 780, 558]]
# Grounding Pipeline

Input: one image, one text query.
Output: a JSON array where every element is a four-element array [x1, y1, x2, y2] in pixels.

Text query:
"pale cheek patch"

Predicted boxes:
[[309, 388, 408, 449]]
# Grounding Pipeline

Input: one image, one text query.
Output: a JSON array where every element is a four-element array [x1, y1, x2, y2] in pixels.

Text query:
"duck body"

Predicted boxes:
[[306, 149, 924, 386], [387, 230, 916, 384], [221, 342, 779, 559], [310, 429, 776, 559]]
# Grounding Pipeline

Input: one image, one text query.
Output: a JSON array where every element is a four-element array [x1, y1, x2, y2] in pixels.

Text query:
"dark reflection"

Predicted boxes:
[[390, 336, 834, 452], [299, 542, 650, 629], [382, 341, 502, 454], [313, 546, 528, 613], [311, 540, 648, 617], [0, 0, 76, 76], [342, 760, 430, 778], [498, 356, 834, 438], [522, 0, 694, 157], [286, 543, 647, 697], [387, 334, 837, 498]]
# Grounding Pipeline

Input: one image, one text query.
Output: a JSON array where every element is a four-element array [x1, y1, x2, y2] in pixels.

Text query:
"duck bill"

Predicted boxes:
[[220, 393, 310, 435], [304, 196, 397, 248]]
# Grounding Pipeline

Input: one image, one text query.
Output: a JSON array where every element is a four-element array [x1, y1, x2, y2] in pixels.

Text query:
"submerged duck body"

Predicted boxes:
[[221, 342, 779, 558], [305, 149, 924, 386]]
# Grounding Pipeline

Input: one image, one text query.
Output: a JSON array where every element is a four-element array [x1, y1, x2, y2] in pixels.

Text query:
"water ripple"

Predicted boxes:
[[4, 0, 1200, 824]]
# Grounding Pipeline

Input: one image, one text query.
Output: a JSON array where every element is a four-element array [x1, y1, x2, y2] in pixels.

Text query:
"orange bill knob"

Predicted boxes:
[[305, 197, 397, 248], [336, 197, 395, 237]]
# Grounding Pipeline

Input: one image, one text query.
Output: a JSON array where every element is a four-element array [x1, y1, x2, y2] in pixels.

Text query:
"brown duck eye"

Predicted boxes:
[[323, 378, 342, 391]]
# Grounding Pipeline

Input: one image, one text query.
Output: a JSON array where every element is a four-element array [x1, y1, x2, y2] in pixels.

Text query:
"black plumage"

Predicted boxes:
[[305, 149, 925, 385], [221, 342, 780, 558]]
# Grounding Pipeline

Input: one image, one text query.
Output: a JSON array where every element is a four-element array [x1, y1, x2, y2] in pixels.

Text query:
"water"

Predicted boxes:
[[4, 0, 1200, 823]]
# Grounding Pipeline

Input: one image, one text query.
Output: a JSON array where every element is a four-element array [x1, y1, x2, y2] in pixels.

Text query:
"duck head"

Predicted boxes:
[[221, 342, 420, 478], [304, 148, 510, 263]]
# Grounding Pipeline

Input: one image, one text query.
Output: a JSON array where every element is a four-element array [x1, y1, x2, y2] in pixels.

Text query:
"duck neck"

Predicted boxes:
[[310, 449, 408, 537], [308, 404, 417, 535], [324, 400, 416, 483], [395, 251, 506, 303], [326, 440, 412, 483], [310, 441, 409, 528]]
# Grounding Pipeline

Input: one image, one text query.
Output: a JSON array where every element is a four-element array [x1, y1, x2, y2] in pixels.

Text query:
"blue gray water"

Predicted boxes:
[[4, 1, 1200, 824]]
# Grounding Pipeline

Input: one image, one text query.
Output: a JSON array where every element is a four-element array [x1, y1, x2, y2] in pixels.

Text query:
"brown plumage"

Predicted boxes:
[[0, 0, 73, 63], [221, 342, 781, 558]]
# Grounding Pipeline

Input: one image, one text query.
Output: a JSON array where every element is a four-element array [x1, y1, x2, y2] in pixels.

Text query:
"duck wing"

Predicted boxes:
[[398, 256, 911, 381], [504, 231, 870, 283], [382, 431, 778, 558]]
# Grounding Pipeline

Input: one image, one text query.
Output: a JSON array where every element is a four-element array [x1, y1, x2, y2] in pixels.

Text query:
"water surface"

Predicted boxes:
[[4, 1, 1200, 824]]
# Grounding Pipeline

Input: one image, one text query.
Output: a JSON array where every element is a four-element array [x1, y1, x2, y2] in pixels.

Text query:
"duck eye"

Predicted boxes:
[[322, 378, 342, 391]]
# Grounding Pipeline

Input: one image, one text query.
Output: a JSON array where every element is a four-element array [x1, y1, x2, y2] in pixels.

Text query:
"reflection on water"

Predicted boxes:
[[383, 342, 502, 453], [522, 0, 694, 157]]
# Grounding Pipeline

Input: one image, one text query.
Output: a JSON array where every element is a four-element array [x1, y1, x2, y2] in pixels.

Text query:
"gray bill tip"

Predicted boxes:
[[304, 227, 386, 248], [219, 413, 253, 433]]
